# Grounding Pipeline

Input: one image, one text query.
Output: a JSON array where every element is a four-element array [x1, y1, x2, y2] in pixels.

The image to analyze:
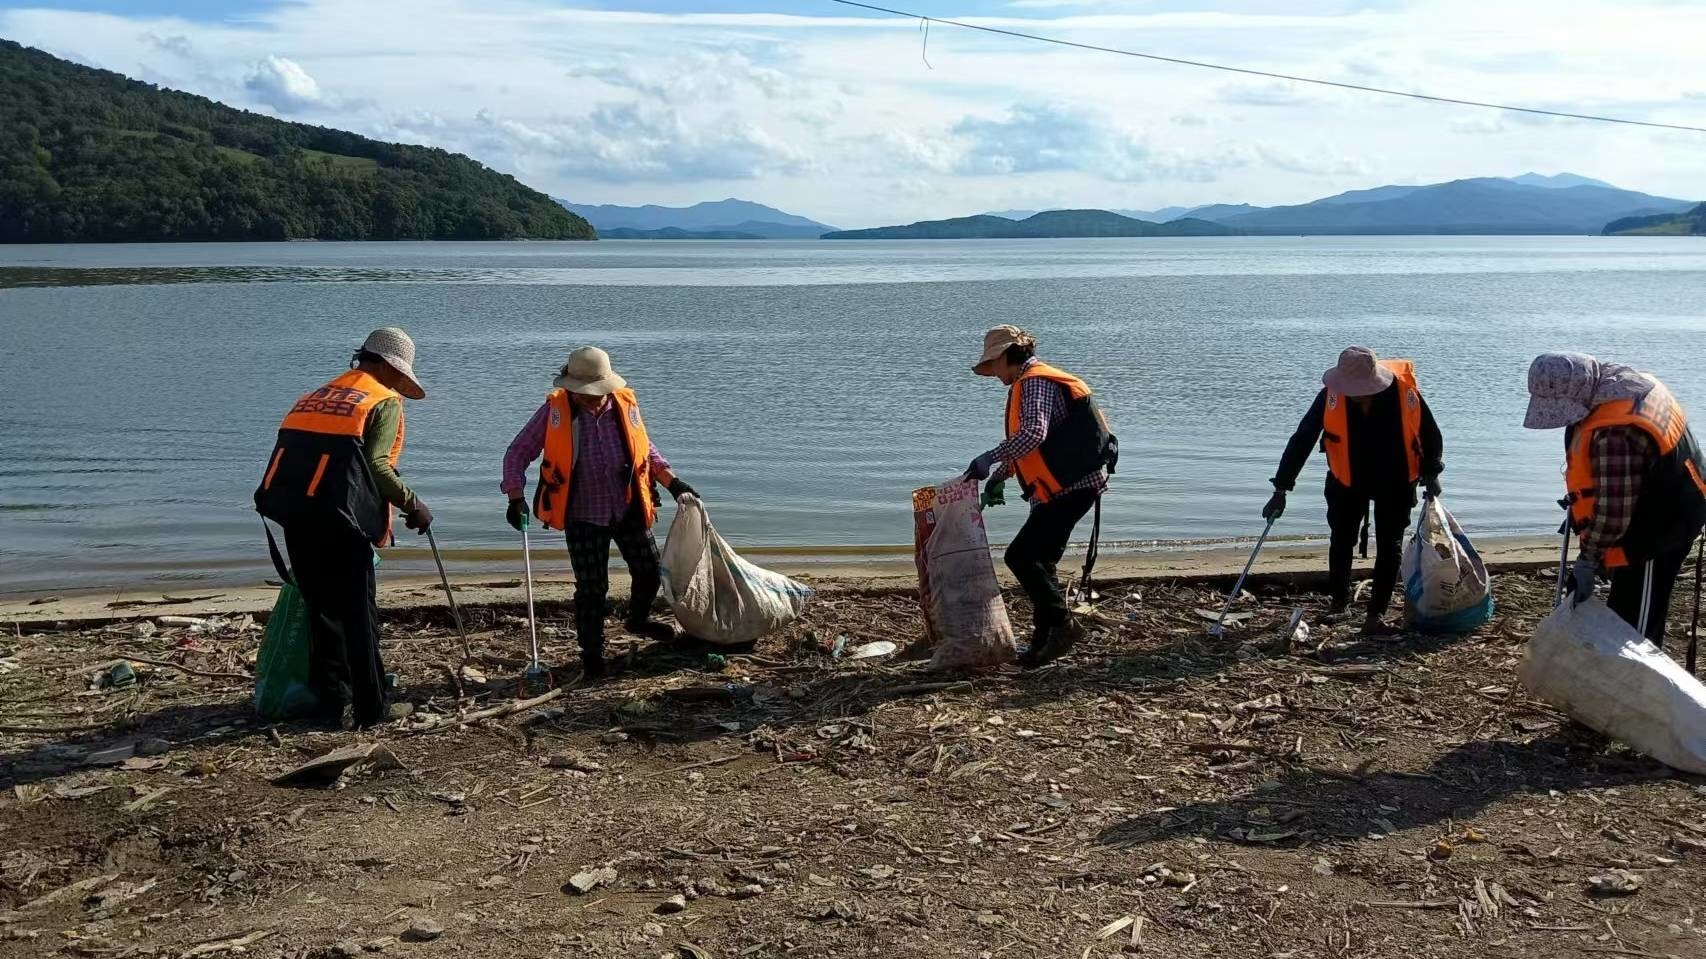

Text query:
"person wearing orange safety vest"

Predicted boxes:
[[501, 347, 696, 680], [254, 328, 432, 729], [1266, 346, 1444, 635], [964, 326, 1118, 669], [1524, 352, 1706, 645]]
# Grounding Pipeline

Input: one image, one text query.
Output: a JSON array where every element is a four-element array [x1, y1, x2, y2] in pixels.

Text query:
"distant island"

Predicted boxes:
[[0, 40, 591, 243], [557, 198, 836, 239], [821, 210, 1238, 240], [1604, 202, 1706, 236]]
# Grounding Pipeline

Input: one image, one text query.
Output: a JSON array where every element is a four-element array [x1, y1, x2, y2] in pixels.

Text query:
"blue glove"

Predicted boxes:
[[1570, 554, 1597, 606], [964, 453, 996, 482], [981, 478, 1006, 509]]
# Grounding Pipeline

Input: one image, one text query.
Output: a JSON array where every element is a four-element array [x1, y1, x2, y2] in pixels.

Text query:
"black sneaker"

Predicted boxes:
[[625, 619, 678, 644], [1018, 616, 1083, 669], [581, 654, 607, 681]]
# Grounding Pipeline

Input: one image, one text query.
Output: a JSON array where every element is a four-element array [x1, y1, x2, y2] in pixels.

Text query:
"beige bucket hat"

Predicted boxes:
[[360, 327, 424, 399], [1322, 346, 1393, 398], [553, 346, 627, 396], [972, 325, 1036, 375]]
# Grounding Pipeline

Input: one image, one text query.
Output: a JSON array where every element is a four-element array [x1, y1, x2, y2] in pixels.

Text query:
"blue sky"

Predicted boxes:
[[2, 0, 1700, 226]]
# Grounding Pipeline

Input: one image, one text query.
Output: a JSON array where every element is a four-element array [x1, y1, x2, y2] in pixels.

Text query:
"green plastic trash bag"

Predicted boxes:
[[254, 582, 319, 720]]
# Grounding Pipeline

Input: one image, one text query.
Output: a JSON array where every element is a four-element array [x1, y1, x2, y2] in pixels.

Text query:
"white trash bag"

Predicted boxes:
[[913, 478, 1017, 670], [1400, 495, 1493, 634], [660, 495, 812, 645], [1519, 599, 1706, 775]]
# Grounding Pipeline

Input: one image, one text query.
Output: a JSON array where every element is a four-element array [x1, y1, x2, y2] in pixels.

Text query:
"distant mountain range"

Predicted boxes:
[[970, 174, 1693, 238], [1604, 202, 1706, 236], [821, 210, 1237, 240], [556, 198, 835, 239]]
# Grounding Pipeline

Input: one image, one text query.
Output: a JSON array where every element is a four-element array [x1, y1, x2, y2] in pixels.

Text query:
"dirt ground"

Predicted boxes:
[[3, 569, 1705, 959]]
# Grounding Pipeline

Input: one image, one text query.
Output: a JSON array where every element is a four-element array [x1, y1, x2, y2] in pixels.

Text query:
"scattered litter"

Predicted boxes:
[[272, 744, 404, 787], [656, 894, 688, 914], [845, 641, 897, 661], [1587, 870, 1642, 897]]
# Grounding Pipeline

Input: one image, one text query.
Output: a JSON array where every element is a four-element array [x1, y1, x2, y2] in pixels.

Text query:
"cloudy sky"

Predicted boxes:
[[2, 0, 1702, 227]]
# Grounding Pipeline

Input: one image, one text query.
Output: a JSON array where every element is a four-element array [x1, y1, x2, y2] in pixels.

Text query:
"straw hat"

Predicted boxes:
[[1322, 346, 1393, 398], [972, 325, 1036, 375], [553, 346, 627, 396], [360, 327, 424, 399]]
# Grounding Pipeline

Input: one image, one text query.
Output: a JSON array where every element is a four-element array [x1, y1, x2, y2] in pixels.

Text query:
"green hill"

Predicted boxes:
[[0, 40, 593, 242], [1603, 202, 1706, 236], [821, 209, 1239, 239]]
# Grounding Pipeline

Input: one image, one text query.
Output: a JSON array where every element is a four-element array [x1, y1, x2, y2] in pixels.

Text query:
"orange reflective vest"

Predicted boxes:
[[1005, 362, 1113, 504], [256, 369, 404, 546], [533, 388, 658, 531], [1322, 359, 1422, 489], [1565, 382, 1706, 568]]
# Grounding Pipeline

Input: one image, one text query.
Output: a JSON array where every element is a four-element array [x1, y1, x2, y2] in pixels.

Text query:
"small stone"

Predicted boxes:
[[642, 923, 665, 938], [565, 866, 617, 896], [693, 878, 727, 897], [601, 732, 630, 745], [135, 738, 171, 757], [331, 940, 363, 958], [731, 884, 764, 900], [402, 918, 443, 942], [656, 894, 688, 914]]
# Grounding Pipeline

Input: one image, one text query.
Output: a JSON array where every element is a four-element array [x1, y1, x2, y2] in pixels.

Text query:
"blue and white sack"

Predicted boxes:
[[661, 494, 813, 645], [1400, 495, 1493, 634]]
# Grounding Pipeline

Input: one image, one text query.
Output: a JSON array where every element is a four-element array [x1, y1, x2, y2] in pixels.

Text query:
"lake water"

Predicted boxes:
[[3, 236, 1705, 594]]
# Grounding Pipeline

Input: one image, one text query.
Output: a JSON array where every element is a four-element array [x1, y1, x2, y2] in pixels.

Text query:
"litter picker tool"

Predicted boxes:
[[424, 526, 471, 663], [519, 513, 550, 693], [1554, 502, 1572, 609], [1066, 494, 1103, 608], [1690, 535, 1703, 676], [1209, 517, 1275, 638]]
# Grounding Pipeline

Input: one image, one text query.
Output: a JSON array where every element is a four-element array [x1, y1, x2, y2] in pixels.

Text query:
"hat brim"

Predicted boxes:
[[381, 358, 425, 399], [1523, 395, 1589, 430], [972, 342, 1012, 376], [553, 372, 627, 396], [1322, 366, 1393, 398]]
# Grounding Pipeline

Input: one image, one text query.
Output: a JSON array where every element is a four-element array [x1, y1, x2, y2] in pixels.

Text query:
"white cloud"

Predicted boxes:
[[243, 55, 321, 113], [0, 0, 1701, 225], [1256, 146, 1370, 176]]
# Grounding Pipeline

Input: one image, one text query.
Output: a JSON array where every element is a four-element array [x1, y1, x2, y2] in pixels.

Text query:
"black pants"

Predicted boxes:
[[564, 508, 661, 656], [1326, 483, 1415, 617], [283, 522, 386, 727], [1004, 488, 1099, 637], [1607, 545, 1692, 647]]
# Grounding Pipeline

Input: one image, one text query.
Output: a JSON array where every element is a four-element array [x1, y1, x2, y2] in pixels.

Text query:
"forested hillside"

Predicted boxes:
[[0, 40, 593, 242]]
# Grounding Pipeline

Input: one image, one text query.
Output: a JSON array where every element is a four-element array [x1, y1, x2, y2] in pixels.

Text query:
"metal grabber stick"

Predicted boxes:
[[519, 514, 548, 689], [1554, 505, 1572, 609], [1209, 517, 1275, 638], [424, 526, 471, 662]]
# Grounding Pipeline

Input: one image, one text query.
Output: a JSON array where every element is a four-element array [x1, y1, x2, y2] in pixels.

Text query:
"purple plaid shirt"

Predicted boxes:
[[502, 399, 673, 527], [985, 358, 1108, 500]]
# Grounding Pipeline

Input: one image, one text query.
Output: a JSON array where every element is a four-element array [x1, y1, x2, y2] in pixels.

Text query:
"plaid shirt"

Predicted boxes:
[[502, 399, 672, 527], [1577, 425, 1654, 561], [987, 358, 1108, 500]]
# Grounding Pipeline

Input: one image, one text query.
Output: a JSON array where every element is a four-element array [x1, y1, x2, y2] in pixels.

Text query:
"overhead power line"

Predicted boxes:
[[826, 0, 1706, 135]]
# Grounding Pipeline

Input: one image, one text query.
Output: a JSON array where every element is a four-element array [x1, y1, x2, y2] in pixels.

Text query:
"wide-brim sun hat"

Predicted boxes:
[[361, 327, 425, 399], [972, 325, 1035, 375], [553, 346, 627, 396], [1523, 351, 1599, 430], [1322, 346, 1393, 398]]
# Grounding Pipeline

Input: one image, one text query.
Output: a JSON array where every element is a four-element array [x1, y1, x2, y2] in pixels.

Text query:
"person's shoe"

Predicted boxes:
[[384, 701, 415, 722], [580, 653, 607, 681], [338, 702, 358, 732], [624, 619, 678, 644], [1360, 613, 1401, 637], [1018, 616, 1083, 670]]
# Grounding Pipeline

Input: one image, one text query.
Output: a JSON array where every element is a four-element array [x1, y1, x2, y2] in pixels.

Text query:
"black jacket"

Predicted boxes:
[[1272, 382, 1444, 497]]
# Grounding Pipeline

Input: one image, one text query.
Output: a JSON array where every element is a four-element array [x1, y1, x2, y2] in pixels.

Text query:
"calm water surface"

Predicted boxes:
[[2, 236, 1704, 592]]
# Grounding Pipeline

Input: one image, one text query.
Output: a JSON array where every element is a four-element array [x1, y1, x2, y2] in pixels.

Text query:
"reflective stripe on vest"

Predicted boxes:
[[1565, 383, 1706, 568], [1322, 359, 1422, 489], [269, 368, 404, 544], [1006, 362, 1093, 505], [533, 387, 657, 531]]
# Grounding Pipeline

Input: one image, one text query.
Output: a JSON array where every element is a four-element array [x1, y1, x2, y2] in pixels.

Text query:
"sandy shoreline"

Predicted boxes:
[[0, 534, 1561, 625]]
